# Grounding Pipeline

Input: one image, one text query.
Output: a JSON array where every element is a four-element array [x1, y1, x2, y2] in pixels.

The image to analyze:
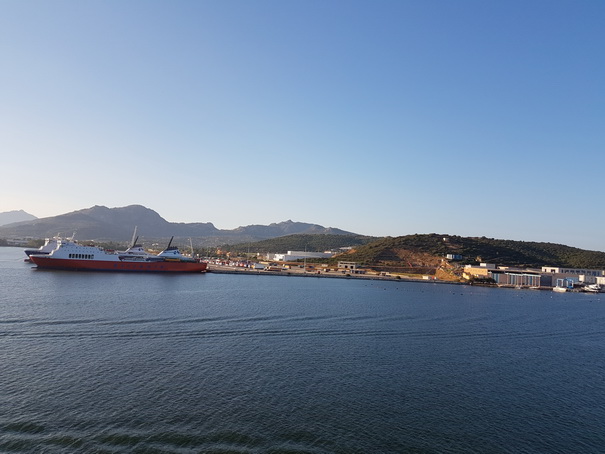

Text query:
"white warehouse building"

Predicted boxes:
[[272, 250, 334, 262]]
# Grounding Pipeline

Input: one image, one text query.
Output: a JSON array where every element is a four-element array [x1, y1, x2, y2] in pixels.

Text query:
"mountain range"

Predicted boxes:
[[0, 205, 355, 246]]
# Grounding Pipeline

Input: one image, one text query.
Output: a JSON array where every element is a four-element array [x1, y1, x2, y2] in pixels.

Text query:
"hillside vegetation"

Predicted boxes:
[[338, 234, 605, 269], [219, 234, 377, 254]]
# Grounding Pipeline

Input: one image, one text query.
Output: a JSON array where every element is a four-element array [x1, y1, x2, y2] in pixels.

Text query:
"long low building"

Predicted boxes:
[[271, 251, 334, 262], [464, 263, 544, 287], [541, 266, 604, 277], [490, 269, 543, 287]]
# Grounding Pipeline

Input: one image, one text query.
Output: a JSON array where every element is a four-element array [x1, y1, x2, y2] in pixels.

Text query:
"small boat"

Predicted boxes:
[[553, 286, 568, 293], [28, 236, 207, 273], [23, 236, 60, 261], [153, 237, 199, 263], [116, 228, 155, 261], [582, 284, 601, 293]]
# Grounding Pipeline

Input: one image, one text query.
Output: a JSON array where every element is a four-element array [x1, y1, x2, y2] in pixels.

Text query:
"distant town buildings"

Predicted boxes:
[[464, 263, 605, 289]]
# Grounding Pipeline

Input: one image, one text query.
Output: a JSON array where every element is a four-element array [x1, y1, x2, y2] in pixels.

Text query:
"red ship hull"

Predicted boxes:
[[29, 256, 207, 273]]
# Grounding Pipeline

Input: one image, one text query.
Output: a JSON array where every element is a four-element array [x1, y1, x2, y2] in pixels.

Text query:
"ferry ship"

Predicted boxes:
[[28, 237, 207, 273]]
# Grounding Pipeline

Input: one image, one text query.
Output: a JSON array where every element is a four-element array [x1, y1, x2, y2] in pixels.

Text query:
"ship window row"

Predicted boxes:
[[69, 253, 94, 259]]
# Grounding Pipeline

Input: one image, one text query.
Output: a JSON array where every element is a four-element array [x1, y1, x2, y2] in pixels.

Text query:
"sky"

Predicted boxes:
[[1, 0, 604, 250]]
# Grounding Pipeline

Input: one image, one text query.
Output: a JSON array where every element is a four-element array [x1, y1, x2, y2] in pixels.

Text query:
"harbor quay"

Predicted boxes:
[[206, 262, 580, 291], [207, 263, 463, 285]]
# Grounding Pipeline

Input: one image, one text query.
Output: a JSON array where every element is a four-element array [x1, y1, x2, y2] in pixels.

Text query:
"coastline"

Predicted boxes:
[[207, 264, 464, 285], [206, 265, 557, 291]]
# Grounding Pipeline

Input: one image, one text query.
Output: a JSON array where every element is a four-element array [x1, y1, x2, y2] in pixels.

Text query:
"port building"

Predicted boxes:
[[271, 251, 334, 262]]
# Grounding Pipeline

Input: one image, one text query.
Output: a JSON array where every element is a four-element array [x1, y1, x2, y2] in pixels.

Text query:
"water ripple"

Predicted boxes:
[[2, 321, 605, 342]]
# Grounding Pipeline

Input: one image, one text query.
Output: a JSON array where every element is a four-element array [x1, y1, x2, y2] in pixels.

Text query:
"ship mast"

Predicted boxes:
[[130, 226, 138, 247]]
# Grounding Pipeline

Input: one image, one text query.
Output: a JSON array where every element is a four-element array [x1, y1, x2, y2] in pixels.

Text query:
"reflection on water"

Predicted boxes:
[[1, 247, 604, 453]]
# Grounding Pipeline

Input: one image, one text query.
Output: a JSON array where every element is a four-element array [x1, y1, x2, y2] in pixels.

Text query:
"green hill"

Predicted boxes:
[[338, 234, 605, 269], [219, 234, 377, 254]]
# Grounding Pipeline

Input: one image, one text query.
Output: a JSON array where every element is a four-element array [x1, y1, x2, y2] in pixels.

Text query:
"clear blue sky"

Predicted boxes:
[[1, 1, 604, 250]]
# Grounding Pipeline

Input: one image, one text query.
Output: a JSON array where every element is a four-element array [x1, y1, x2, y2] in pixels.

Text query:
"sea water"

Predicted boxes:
[[1, 247, 604, 453]]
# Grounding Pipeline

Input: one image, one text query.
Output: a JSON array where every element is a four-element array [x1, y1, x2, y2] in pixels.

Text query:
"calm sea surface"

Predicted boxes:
[[1, 247, 604, 453]]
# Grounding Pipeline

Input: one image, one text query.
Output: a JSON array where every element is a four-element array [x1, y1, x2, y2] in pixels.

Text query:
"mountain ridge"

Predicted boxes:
[[0, 205, 355, 246]]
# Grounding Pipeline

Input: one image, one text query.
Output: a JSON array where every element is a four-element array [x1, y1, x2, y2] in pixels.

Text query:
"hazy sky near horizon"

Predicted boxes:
[[1, 1, 604, 250]]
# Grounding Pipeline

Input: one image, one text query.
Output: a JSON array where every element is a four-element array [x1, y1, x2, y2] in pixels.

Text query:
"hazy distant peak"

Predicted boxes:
[[232, 220, 355, 238], [76, 205, 168, 223], [0, 209, 38, 226]]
